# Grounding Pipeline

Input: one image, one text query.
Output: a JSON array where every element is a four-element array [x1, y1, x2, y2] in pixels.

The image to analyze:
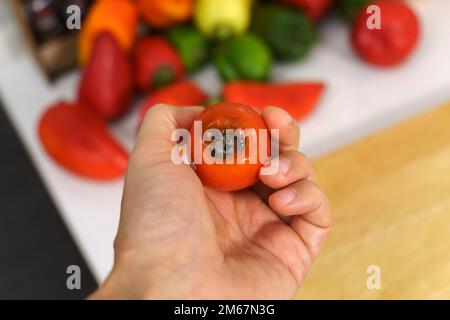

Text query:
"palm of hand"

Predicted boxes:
[[202, 187, 310, 299]]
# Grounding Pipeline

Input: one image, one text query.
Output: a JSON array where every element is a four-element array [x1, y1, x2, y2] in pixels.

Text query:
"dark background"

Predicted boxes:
[[0, 101, 97, 299]]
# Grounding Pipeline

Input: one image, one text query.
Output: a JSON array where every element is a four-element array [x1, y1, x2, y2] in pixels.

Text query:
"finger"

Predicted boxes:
[[259, 150, 315, 190], [268, 180, 332, 228], [136, 104, 204, 155], [262, 106, 300, 152], [290, 216, 331, 259], [118, 105, 208, 250], [122, 104, 206, 222]]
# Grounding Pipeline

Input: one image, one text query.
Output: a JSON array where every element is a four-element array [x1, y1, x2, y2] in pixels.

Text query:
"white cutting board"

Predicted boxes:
[[1, 0, 450, 282]]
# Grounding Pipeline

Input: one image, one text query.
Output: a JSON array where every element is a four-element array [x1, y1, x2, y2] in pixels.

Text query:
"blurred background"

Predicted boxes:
[[0, 0, 449, 299]]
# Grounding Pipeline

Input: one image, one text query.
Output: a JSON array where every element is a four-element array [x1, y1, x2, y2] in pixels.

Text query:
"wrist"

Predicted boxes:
[[89, 256, 180, 300], [88, 269, 129, 299], [89, 265, 153, 300]]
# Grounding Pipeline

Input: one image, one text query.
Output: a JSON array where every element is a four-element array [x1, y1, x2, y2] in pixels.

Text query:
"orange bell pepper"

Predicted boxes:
[[137, 0, 194, 28], [78, 0, 138, 65]]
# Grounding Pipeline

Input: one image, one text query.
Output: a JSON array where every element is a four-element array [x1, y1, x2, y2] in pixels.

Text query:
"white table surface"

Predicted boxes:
[[1, 0, 450, 283]]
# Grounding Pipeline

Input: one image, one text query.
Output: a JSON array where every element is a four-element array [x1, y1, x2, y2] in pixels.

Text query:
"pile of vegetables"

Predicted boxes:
[[38, 0, 420, 180]]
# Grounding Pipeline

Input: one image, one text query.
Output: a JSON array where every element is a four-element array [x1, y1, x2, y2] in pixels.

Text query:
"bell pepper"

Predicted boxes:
[[195, 0, 253, 39], [251, 3, 318, 61], [279, 0, 335, 22], [38, 102, 128, 180], [214, 33, 272, 82], [137, 0, 194, 28], [337, 0, 371, 21], [139, 80, 209, 125], [223, 81, 325, 120], [133, 36, 185, 93], [78, 0, 138, 65], [167, 26, 209, 72], [78, 31, 134, 120]]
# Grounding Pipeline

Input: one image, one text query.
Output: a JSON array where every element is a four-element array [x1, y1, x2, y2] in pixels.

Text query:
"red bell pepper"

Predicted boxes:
[[78, 31, 134, 120], [223, 81, 325, 120], [139, 80, 208, 125], [133, 36, 185, 93], [279, 0, 335, 21], [38, 101, 129, 180]]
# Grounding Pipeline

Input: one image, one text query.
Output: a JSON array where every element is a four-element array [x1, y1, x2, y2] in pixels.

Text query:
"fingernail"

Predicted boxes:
[[278, 157, 291, 176], [275, 107, 293, 123], [274, 188, 297, 205], [266, 105, 293, 123]]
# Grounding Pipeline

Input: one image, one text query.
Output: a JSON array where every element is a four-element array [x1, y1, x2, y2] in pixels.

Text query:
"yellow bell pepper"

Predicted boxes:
[[194, 0, 253, 39]]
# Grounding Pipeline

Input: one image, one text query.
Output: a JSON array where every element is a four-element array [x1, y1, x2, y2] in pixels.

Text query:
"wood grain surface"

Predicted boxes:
[[296, 102, 450, 300]]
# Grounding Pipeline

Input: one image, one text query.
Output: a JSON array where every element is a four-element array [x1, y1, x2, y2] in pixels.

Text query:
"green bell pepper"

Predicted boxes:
[[336, 0, 371, 21], [251, 4, 318, 62], [167, 26, 209, 72], [214, 33, 272, 82]]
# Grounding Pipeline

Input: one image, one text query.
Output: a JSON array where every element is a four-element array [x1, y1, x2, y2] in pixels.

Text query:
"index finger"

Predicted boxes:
[[262, 106, 300, 152]]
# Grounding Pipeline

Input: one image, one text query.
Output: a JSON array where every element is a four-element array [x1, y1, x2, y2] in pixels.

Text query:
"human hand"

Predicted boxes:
[[91, 104, 332, 299]]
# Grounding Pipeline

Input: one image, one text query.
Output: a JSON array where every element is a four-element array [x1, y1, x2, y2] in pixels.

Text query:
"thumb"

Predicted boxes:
[[116, 104, 207, 255], [135, 104, 205, 159], [121, 103, 205, 219]]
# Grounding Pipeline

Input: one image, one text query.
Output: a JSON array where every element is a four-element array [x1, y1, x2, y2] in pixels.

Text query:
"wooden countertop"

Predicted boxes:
[[296, 102, 450, 299]]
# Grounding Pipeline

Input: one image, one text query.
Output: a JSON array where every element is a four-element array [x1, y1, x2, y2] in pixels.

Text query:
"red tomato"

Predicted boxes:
[[352, 0, 420, 67], [189, 103, 271, 192], [133, 36, 185, 92]]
